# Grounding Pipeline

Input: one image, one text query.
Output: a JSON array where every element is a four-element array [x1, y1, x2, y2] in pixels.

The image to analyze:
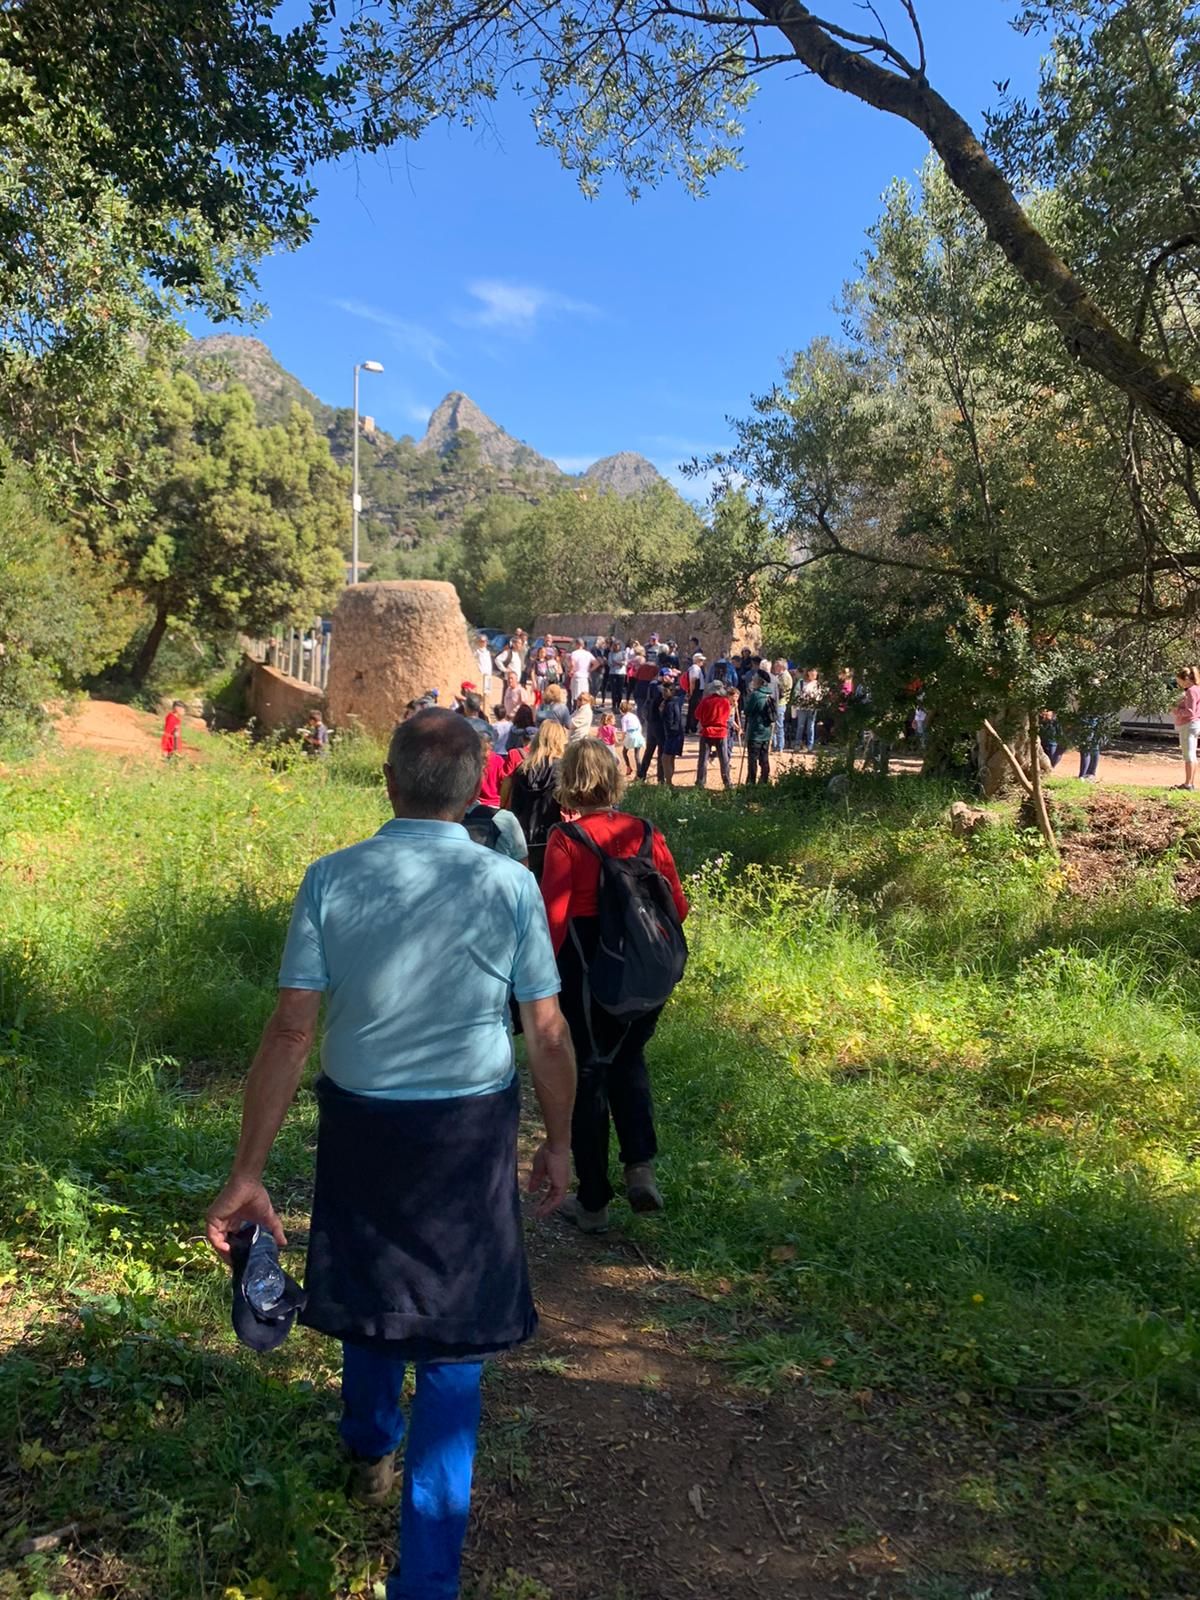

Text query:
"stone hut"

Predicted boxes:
[[325, 581, 479, 738]]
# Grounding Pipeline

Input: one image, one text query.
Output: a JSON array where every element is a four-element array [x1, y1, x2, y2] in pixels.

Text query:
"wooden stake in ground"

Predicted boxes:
[[1026, 706, 1059, 856]]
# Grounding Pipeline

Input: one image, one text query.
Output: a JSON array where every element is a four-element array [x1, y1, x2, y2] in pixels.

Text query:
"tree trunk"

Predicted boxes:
[[766, 7, 1200, 449], [130, 602, 169, 687], [1026, 706, 1059, 855]]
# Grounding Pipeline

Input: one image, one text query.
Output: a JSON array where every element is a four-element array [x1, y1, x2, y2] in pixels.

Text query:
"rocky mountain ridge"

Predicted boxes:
[[182, 334, 671, 561]]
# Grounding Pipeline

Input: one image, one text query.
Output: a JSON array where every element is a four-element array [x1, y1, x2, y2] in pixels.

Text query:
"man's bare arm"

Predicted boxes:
[[519, 995, 576, 1216], [205, 987, 322, 1256]]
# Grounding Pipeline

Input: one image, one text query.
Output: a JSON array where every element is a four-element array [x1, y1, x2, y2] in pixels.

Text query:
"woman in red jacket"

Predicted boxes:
[[541, 740, 689, 1232]]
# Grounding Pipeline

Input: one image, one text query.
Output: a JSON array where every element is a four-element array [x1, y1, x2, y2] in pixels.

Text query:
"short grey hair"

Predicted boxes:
[[386, 709, 484, 817]]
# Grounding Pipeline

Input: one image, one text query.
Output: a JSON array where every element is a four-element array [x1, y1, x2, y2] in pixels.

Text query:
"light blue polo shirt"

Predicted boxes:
[[278, 817, 560, 1099]]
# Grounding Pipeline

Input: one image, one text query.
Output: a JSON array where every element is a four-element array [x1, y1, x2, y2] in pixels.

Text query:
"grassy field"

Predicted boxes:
[[1, 739, 1199, 1598]]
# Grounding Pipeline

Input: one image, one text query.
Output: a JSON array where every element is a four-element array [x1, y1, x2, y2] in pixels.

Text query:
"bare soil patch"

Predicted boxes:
[[48, 699, 208, 760], [1048, 789, 1200, 901]]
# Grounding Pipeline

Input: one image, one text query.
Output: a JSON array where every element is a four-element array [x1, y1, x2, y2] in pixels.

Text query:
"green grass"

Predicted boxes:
[[1, 745, 1198, 1597]]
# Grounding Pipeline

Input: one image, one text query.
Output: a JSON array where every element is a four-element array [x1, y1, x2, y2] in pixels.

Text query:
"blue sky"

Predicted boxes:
[[189, 1, 1041, 489]]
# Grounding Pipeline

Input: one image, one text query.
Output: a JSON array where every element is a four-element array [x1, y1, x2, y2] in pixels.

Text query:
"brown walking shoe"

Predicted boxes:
[[625, 1163, 664, 1214], [558, 1194, 611, 1234], [346, 1451, 396, 1506]]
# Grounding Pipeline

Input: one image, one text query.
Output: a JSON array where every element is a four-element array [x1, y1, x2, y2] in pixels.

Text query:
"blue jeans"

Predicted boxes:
[[1079, 743, 1101, 779], [341, 1344, 483, 1600], [772, 702, 787, 752], [796, 706, 817, 751]]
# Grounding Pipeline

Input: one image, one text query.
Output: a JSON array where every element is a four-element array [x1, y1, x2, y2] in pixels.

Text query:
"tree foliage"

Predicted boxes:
[[346, 0, 1200, 446], [691, 155, 1200, 747], [418, 483, 704, 627], [0, 0, 381, 503], [121, 375, 349, 683], [0, 450, 138, 738]]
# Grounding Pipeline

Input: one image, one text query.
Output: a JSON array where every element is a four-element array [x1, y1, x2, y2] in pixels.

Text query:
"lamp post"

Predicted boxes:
[[351, 359, 384, 584]]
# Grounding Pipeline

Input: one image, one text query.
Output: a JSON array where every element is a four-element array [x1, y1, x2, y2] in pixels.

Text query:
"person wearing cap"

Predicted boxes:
[[685, 652, 706, 736], [694, 678, 733, 789], [658, 677, 687, 786], [205, 710, 576, 1600], [744, 670, 775, 785]]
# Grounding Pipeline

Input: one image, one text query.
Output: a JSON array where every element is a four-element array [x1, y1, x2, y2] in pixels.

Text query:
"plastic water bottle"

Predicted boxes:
[[243, 1226, 286, 1315]]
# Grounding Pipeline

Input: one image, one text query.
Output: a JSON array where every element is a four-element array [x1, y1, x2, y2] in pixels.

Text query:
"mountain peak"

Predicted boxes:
[[419, 391, 561, 478], [582, 451, 664, 497]]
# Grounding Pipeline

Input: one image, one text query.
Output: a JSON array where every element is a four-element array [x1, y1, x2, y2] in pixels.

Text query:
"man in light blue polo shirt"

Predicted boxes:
[[207, 710, 576, 1600]]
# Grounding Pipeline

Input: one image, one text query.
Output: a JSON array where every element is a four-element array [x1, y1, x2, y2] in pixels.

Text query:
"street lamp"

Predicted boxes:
[[351, 359, 384, 584]]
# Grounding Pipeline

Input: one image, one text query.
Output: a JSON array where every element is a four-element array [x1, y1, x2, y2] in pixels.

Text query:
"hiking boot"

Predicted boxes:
[[625, 1163, 665, 1214], [346, 1451, 396, 1506], [558, 1194, 611, 1234]]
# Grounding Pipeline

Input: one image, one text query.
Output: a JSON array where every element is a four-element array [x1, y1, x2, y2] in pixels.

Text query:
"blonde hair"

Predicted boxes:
[[543, 682, 567, 705], [1179, 666, 1200, 687], [524, 717, 568, 772], [575, 692, 593, 706], [620, 698, 636, 714], [600, 710, 616, 725], [556, 737, 625, 812]]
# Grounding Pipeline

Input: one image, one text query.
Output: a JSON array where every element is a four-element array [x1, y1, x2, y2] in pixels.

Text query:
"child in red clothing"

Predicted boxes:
[[161, 700, 184, 758]]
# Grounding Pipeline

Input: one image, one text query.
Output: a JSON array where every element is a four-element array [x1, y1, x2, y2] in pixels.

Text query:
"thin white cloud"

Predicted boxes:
[[459, 279, 598, 334], [404, 401, 434, 425], [332, 298, 450, 377], [551, 453, 596, 474]]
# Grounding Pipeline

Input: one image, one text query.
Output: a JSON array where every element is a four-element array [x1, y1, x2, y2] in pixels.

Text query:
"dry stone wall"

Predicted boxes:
[[246, 663, 324, 732], [325, 580, 478, 737], [530, 606, 760, 665]]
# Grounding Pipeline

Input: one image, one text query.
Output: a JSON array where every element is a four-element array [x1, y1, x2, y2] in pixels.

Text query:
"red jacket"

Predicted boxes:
[[541, 811, 689, 953], [695, 692, 731, 740]]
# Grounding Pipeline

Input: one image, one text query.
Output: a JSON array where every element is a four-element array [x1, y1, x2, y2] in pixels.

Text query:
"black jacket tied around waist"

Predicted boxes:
[[299, 1074, 537, 1360]]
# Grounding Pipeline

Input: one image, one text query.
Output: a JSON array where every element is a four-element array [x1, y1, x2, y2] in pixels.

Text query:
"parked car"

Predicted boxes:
[[468, 626, 512, 654]]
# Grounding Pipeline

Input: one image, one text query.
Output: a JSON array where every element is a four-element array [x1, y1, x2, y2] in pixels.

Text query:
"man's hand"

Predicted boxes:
[[205, 1175, 286, 1258], [527, 1143, 570, 1217]]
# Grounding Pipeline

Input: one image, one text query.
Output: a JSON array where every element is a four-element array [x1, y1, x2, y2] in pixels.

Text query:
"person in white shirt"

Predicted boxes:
[[474, 635, 494, 701], [495, 637, 523, 678], [568, 694, 595, 741], [607, 640, 629, 711], [686, 653, 706, 734], [567, 639, 597, 709], [619, 700, 644, 776]]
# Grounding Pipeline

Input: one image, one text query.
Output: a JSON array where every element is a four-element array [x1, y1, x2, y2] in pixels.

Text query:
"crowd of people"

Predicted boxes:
[[458, 630, 876, 791]]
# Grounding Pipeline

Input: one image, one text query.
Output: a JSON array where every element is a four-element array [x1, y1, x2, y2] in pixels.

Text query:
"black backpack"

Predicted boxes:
[[512, 761, 562, 853], [563, 820, 687, 1017], [463, 803, 502, 850]]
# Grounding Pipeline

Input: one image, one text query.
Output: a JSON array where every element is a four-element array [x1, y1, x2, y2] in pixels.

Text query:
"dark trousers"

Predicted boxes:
[[638, 730, 664, 782], [696, 737, 731, 788], [747, 743, 770, 784], [557, 921, 661, 1212], [610, 677, 627, 711]]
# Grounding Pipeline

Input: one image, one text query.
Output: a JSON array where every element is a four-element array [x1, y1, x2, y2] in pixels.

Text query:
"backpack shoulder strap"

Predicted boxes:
[[562, 820, 608, 861], [637, 818, 655, 860]]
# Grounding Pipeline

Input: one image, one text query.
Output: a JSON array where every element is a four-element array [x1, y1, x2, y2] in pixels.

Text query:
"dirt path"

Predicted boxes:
[[454, 1199, 1015, 1599], [49, 700, 207, 760], [657, 735, 1188, 794]]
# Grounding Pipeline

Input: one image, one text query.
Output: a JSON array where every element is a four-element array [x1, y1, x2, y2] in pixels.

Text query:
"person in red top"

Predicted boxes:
[[541, 740, 688, 1232], [478, 743, 507, 807], [161, 700, 184, 758], [694, 679, 733, 789]]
